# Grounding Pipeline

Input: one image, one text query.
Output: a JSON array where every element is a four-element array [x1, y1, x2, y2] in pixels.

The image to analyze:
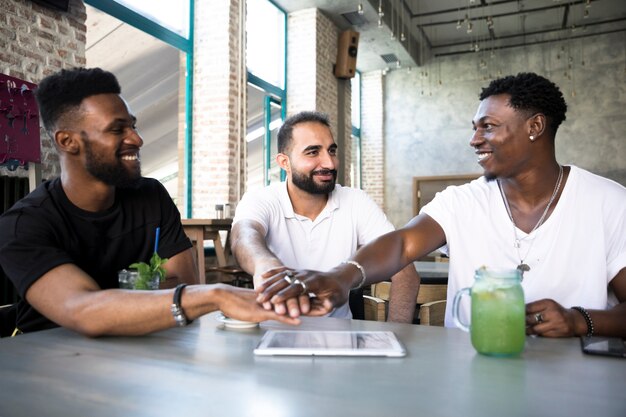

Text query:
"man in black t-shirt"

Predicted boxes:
[[0, 67, 298, 336]]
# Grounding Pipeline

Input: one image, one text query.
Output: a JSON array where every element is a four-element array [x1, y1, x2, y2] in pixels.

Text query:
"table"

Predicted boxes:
[[414, 260, 449, 284], [1, 316, 624, 417], [181, 218, 232, 284]]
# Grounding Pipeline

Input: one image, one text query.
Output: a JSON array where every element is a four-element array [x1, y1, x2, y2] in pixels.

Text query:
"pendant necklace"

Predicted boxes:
[[497, 165, 563, 280]]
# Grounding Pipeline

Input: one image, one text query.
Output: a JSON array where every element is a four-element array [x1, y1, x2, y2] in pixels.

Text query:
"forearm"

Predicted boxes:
[[50, 285, 223, 337], [344, 230, 414, 288], [345, 214, 445, 289], [578, 303, 626, 338], [586, 268, 626, 337], [231, 221, 283, 285], [387, 264, 420, 323]]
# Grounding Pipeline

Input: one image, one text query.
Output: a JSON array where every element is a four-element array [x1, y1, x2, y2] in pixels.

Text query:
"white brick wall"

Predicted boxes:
[[286, 8, 352, 186], [191, 0, 245, 218]]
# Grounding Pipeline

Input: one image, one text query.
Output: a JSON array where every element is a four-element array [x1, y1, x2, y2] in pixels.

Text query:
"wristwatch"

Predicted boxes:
[[171, 284, 192, 327]]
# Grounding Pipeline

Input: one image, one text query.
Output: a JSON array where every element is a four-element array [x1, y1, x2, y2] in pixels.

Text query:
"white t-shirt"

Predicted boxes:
[[233, 182, 395, 318], [422, 165, 626, 327]]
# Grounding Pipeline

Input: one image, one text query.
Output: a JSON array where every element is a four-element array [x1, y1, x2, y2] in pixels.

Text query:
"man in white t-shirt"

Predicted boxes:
[[231, 111, 420, 322], [258, 73, 626, 339]]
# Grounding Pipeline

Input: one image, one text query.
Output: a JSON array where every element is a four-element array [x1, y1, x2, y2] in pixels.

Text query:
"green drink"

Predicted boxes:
[[453, 268, 526, 357]]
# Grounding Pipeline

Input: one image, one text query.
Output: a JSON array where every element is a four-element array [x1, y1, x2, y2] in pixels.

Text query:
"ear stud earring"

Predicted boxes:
[[529, 135, 535, 141]]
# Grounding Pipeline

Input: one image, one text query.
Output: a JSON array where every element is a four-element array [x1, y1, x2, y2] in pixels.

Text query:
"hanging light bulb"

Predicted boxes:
[[467, 22, 473, 34], [378, 0, 384, 17], [456, 20, 462, 30], [400, 32, 406, 42], [378, 16, 383, 27], [396, 60, 401, 69], [583, 9, 589, 19], [585, 0, 591, 8], [390, 30, 396, 40], [357, 3, 364, 15]]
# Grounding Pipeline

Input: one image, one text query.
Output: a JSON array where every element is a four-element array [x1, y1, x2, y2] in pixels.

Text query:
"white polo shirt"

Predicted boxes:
[[233, 181, 395, 318]]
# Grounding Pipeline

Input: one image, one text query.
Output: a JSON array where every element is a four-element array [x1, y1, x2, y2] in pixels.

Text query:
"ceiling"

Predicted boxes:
[[85, 0, 625, 180], [271, 0, 626, 70]]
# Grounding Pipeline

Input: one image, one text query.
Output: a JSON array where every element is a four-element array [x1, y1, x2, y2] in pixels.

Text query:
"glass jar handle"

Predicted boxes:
[[452, 287, 471, 332]]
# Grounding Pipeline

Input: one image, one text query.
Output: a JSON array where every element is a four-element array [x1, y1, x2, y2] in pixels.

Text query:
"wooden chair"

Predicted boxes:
[[363, 295, 386, 322], [364, 281, 447, 326]]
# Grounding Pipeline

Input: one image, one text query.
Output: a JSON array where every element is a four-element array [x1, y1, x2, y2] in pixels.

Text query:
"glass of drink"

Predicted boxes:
[[118, 269, 160, 290], [452, 267, 525, 356]]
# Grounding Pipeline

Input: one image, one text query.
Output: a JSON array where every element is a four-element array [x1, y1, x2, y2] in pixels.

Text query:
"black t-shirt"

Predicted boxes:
[[0, 177, 192, 333]]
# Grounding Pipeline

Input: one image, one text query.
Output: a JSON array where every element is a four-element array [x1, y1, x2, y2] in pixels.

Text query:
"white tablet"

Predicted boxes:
[[253, 330, 406, 357]]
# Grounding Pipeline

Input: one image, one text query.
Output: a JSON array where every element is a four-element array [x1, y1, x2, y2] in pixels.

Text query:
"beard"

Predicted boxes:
[[291, 168, 337, 195], [83, 132, 141, 188]]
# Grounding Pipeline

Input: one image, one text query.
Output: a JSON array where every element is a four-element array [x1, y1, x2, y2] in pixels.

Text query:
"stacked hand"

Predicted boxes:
[[255, 266, 349, 318], [217, 284, 301, 325]]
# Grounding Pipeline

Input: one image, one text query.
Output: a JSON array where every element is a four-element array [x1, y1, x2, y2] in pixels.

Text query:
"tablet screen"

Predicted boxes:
[[253, 330, 406, 357]]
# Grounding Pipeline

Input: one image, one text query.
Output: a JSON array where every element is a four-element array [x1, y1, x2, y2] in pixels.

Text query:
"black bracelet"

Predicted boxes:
[[171, 284, 192, 327], [572, 306, 594, 337]]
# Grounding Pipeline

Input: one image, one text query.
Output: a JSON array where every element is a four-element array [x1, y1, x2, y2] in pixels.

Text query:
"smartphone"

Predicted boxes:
[[580, 336, 626, 358]]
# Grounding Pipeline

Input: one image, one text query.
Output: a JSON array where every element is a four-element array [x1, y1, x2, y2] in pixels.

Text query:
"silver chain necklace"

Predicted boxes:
[[497, 165, 563, 279]]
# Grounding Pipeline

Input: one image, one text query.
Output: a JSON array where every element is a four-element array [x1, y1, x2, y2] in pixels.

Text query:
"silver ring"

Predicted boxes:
[[283, 270, 294, 284], [293, 278, 307, 295], [534, 313, 544, 324]]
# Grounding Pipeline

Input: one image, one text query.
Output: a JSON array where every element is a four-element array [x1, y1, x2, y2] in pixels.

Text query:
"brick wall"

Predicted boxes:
[[360, 70, 385, 209], [286, 8, 352, 186], [0, 0, 86, 181], [191, 0, 245, 218]]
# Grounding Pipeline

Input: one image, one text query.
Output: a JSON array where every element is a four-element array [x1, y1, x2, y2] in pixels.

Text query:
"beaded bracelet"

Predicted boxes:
[[572, 306, 594, 337], [342, 260, 367, 289]]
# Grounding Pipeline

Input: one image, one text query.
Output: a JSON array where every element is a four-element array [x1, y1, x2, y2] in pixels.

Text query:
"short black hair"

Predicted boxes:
[[35, 67, 121, 135], [479, 72, 567, 134], [277, 111, 331, 154]]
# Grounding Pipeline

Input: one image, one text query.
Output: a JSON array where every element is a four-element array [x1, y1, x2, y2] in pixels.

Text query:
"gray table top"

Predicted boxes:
[[414, 261, 449, 277], [0, 314, 624, 417]]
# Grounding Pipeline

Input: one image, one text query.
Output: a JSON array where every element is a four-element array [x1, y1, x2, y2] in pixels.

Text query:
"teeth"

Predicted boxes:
[[121, 155, 138, 161], [477, 153, 490, 161]]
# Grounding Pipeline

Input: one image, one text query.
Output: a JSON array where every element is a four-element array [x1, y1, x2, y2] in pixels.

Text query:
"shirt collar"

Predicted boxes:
[[278, 180, 341, 220]]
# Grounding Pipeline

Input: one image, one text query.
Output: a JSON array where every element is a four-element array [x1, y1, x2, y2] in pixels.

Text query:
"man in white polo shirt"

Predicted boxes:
[[231, 111, 420, 322]]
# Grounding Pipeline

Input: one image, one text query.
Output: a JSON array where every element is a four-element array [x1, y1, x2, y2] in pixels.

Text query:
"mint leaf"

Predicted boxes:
[[127, 253, 168, 289]]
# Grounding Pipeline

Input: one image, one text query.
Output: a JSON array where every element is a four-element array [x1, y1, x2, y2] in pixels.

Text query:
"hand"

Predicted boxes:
[[256, 266, 295, 316], [255, 268, 350, 318], [526, 299, 581, 337], [216, 285, 300, 326]]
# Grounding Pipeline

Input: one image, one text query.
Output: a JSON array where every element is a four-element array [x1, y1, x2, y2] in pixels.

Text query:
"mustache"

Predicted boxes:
[[312, 169, 337, 176]]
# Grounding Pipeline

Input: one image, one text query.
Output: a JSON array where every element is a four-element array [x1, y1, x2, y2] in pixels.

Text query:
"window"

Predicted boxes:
[[245, 0, 287, 189], [246, 0, 285, 89], [114, 0, 190, 38]]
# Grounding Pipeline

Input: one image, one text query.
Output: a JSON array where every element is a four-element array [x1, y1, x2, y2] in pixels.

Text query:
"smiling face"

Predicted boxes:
[[282, 121, 338, 195], [470, 94, 534, 181], [77, 94, 143, 187]]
